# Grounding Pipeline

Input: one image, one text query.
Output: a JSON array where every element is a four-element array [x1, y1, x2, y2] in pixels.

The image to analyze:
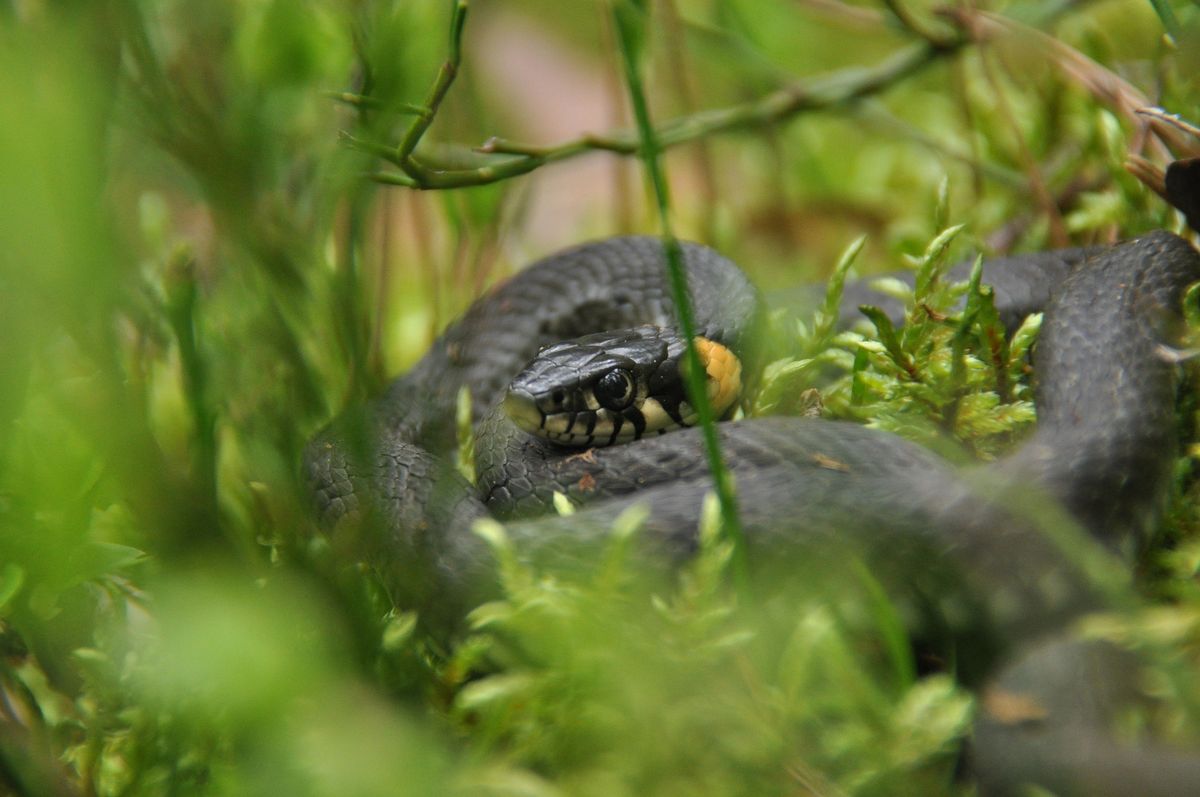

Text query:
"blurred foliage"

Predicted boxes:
[[1, 0, 1199, 795]]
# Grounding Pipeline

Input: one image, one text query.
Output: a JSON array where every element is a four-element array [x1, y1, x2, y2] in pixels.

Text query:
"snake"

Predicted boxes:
[[304, 230, 1200, 795]]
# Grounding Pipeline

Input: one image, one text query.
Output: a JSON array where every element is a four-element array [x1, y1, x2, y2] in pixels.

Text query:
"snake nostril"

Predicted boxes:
[[552, 389, 565, 406]]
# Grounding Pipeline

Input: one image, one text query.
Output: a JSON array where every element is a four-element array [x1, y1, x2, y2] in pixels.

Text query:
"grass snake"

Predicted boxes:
[[305, 231, 1200, 795]]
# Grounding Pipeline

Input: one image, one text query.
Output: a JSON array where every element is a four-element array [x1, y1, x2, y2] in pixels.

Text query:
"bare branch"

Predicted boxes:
[[880, 0, 958, 49], [368, 39, 963, 190], [352, 0, 1102, 192], [325, 92, 426, 116], [394, 0, 469, 164]]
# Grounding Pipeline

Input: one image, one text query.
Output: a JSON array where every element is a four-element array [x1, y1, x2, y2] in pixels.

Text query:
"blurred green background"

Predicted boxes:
[[1, 1, 1198, 794]]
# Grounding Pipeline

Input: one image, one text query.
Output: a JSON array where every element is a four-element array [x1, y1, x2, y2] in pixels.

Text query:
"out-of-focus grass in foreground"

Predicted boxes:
[[1, 1, 1199, 795]]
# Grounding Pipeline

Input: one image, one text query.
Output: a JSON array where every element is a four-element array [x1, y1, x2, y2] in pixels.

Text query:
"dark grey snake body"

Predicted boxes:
[[305, 230, 1200, 795]]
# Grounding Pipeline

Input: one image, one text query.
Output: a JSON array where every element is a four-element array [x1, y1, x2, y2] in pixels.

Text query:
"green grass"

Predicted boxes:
[[2, 1, 1200, 795]]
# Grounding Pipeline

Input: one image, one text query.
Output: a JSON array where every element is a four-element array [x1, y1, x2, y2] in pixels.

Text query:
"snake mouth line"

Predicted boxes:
[[533, 404, 654, 447]]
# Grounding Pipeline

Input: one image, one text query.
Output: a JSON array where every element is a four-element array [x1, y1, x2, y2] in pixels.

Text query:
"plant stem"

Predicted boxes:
[[610, 0, 748, 591], [394, 0, 469, 166], [325, 92, 427, 116]]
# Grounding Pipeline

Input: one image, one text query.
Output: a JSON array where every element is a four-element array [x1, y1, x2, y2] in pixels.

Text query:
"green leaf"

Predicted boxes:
[[1146, 0, 1182, 40], [382, 611, 419, 652], [1184, 283, 1200, 331], [850, 346, 870, 405], [457, 385, 475, 483], [1008, 312, 1044, 389], [812, 234, 867, 345], [753, 356, 815, 414], [613, 0, 649, 64], [961, 254, 1011, 401], [891, 675, 973, 761], [458, 767, 564, 797], [0, 563, 24, 612], [933, 175, 950, 232], [552, 491, 576, 516], [858, 305, 915, 376], [67, 542, 146, 585], [913, 224, 965, 300], [456, 672, 537, 712], [851, 559, 915, 691]]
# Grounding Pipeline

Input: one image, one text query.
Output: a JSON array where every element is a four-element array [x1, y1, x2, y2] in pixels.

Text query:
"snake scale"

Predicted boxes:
[[305, 230, 1200, 795]]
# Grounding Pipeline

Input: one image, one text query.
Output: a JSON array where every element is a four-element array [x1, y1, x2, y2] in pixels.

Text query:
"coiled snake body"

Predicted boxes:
[[305, 231, 1200, 795]]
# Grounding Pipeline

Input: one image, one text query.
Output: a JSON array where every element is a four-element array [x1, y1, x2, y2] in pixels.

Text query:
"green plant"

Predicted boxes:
[[2, 1, 1198, 795]]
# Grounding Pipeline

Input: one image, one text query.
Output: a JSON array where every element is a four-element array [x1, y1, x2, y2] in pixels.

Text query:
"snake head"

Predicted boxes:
[[504, 324, 742, 447]]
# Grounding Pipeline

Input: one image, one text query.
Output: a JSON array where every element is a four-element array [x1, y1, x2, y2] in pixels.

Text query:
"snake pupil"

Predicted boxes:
[[595, 368, 634, 411]]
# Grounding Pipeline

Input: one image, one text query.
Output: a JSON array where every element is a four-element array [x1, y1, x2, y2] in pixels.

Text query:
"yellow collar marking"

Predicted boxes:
[[693, 337, 742, 418]]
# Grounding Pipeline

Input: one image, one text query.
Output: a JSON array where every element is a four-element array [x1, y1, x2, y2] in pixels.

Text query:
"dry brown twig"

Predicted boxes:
[[351, 0, 1181, 201]]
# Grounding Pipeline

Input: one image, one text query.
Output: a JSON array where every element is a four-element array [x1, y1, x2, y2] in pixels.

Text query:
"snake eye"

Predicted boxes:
[[594, 368, 634, 411]]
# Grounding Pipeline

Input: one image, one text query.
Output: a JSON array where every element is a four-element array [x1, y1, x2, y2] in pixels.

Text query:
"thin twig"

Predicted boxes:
[[371, 39, 963, 189], [880, 0, 957, 48], [324, 92, 426, 116], [948, 6, 1169, 161], [1136, 107, 1200, 158], [975, 41, 1068, 245], [1124, 153, 1167, 200], [851, 103, 1026, 188], [394, 0, 469, 168], [793, 0, 885, 28]]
